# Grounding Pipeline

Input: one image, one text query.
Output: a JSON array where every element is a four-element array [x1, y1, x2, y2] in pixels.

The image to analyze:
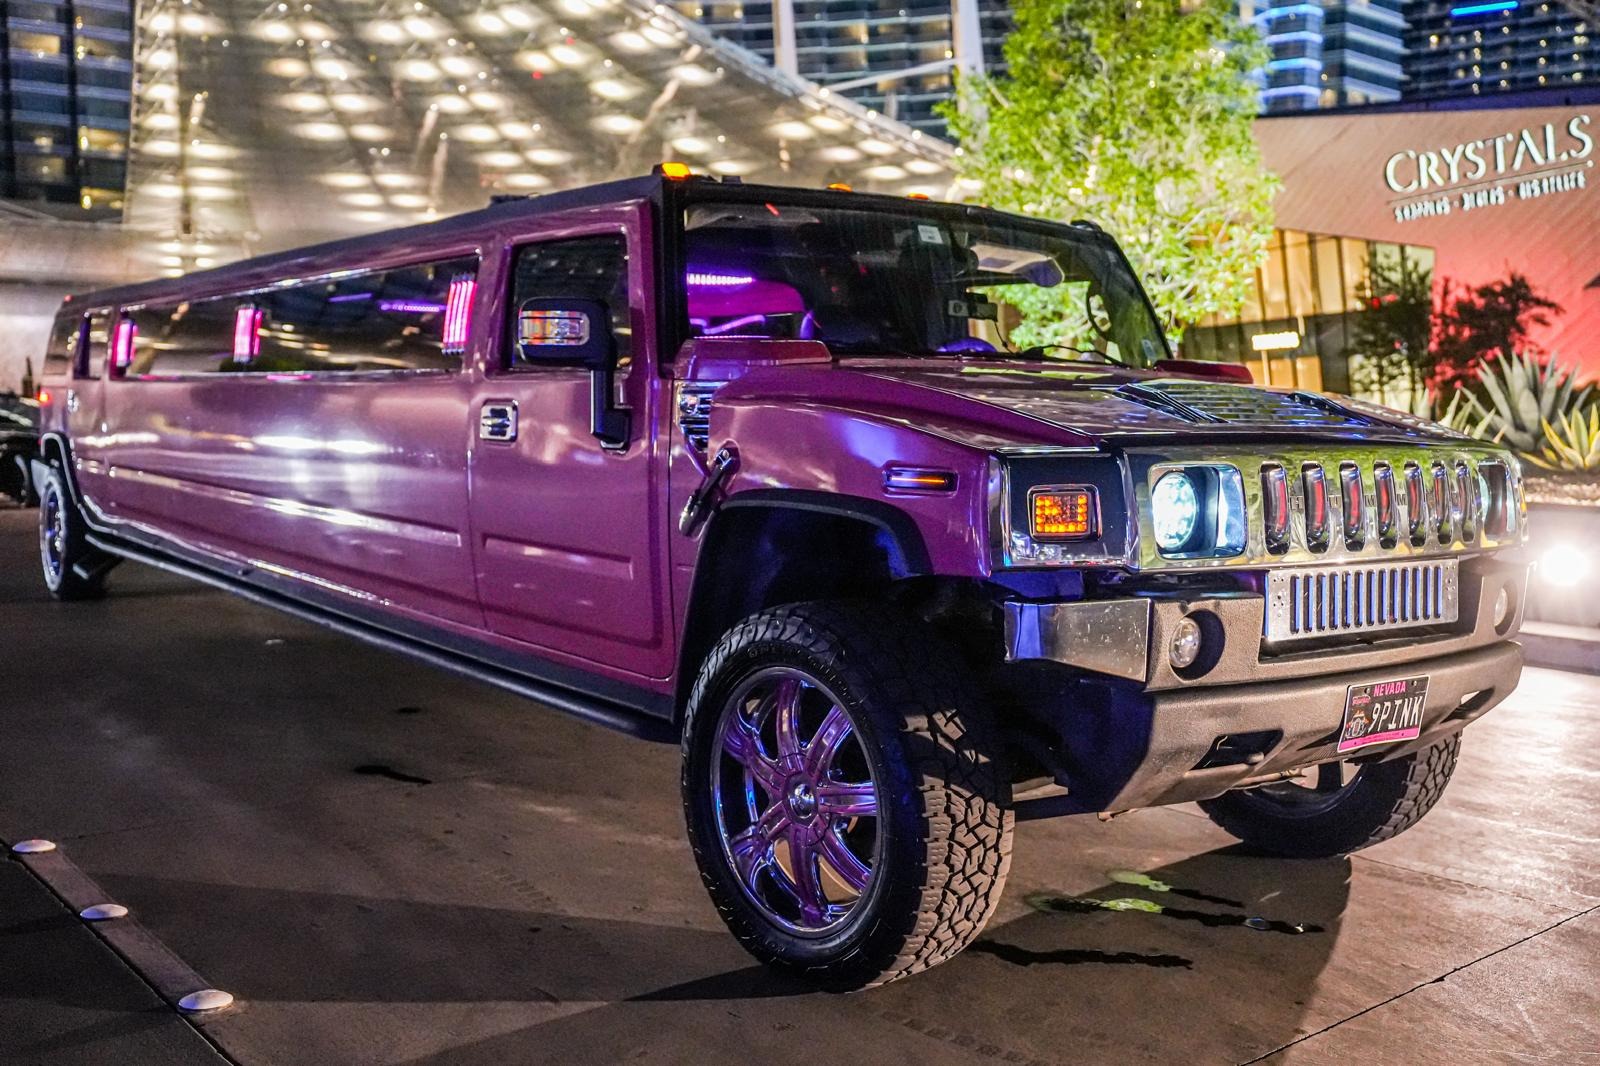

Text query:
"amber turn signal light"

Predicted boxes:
[[1029, 486, 1098, 540]]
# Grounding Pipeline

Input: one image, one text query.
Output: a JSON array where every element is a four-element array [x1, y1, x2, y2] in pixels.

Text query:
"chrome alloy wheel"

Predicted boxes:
[[711, 666, 881, 936], [40, 486, 65, 587]]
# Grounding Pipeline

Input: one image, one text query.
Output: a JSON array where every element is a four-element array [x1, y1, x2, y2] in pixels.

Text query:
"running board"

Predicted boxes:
[[87, 533, 677, 743]]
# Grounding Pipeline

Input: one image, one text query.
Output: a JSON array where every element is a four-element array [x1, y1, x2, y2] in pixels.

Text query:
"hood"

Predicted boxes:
[[684, 340, 1468, 451], [838, 358, 1462, 448]]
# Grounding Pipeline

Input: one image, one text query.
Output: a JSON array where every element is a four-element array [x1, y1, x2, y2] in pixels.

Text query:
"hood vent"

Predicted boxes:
[[1117, 381, 1374, 430], [677, 382, 720, 452]]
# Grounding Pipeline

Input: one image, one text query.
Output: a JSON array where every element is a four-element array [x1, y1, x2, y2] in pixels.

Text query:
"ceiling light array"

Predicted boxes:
[[127, 0, 250, 277], [125, 0, 957, 277]]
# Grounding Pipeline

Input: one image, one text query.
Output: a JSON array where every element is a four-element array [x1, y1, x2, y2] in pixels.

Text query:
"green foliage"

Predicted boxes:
[[1527, 407, 1600, 472], [1411, 385, 1480, 436], [939, 0, 1277, 345], [1448, 350, 1592, 453], [1348, 254, 1434, 407], [1432, 272, 1563, 385]]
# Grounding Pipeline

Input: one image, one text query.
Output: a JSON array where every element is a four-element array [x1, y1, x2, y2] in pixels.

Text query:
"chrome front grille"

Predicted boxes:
[[1265, 560, 1459, 643], [1268, 455, 1512, 557], [1120, 444, 1524, 572]]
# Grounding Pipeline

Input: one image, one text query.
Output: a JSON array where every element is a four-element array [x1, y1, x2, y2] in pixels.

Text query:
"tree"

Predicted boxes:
[[940, 0, 1277, 346], [1347, 254, 1434, 406], [1432, 272, 1562, 387]]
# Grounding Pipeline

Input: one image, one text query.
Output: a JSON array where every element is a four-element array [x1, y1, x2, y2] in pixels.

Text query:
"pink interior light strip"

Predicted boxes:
[[443, 276, 476, 353], [232, 306, 262, 362], [111, 317, 138, 373]]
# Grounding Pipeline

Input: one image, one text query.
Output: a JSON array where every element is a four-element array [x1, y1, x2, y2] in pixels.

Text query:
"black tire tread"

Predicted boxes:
[[681, 601, 1013, 988], [1199, 734, 1460, 858]]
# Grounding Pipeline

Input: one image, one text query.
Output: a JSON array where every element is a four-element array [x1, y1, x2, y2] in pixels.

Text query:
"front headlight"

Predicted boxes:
[[1151, 471, 1199, 553], [1147, 464, 1246, 559]]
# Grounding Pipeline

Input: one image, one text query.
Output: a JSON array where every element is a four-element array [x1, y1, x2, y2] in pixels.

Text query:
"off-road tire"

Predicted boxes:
[[1198, 735, 1460, 858], [38, 464, 110, 601], [681, 601, 1013, 989]]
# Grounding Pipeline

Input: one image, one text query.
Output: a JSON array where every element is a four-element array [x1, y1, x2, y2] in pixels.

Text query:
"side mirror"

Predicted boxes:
[[514, 297, 630, 449], [514, 298, 613, 369]]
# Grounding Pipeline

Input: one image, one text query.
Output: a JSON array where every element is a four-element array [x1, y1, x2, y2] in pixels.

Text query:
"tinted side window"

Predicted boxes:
[[127, 298, 235, 376], [507, 236, 632, 368], [247, 255, 480, 374], [42, 311, 83, 378]]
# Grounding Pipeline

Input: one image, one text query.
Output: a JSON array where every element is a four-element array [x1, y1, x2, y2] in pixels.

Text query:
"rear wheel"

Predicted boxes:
[[1198, 735, 1460, 858], [38, 465, 111, 601], [681, 601, 1013, 988]]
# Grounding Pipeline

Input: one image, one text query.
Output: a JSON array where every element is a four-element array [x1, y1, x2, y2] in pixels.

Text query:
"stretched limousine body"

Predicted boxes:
[[34, 171, 1529, 986]]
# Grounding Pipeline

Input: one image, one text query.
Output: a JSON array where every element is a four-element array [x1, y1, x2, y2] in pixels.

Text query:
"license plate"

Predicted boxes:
[[1338, 676, 1429, 754]]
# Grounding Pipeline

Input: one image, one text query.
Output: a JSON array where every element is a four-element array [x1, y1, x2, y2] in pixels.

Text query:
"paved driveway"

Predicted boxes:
[[1, 506, 1595, 1065]]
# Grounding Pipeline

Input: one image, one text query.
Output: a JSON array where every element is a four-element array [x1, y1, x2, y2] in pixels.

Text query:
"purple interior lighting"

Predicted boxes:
[[686, 271, 755, 288], [379, 299, 446, 314], [328, 292, 375, 303]]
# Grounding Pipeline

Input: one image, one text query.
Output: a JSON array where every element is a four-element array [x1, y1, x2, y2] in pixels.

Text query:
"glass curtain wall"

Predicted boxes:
[[1182, 228, 1435, 400]]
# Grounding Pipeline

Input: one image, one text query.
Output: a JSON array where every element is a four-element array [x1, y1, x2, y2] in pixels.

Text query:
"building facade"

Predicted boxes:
[[1247, 0, 1408, 113], [1405, 0, 1597, 99], [0, 0, 134, 220], [674, 0, 1010, 135], [0, 0, 960, 393], [1188, 90, 1600, 395]]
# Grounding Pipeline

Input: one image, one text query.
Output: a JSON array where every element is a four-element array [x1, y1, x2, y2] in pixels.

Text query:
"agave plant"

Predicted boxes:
[[1460, 351, 1592, 453], [1527, 406, 1600, 472]]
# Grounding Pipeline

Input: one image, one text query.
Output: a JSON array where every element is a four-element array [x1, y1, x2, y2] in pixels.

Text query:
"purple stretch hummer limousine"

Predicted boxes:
[[32, 171, 1529, 987]]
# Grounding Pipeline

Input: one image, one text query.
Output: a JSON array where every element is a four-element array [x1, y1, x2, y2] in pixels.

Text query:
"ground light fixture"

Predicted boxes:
[[1539, 543, 1591, 588]]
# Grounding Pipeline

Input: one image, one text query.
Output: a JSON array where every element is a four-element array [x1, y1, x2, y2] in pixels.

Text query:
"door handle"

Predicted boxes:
[[479, 401, 518, 442]]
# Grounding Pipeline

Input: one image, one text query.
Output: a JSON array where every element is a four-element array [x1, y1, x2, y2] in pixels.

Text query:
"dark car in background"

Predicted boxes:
[[0, 392, 40, 505]]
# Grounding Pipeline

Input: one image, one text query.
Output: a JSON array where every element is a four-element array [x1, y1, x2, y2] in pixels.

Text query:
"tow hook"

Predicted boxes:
[[679, 445, 738, 536]]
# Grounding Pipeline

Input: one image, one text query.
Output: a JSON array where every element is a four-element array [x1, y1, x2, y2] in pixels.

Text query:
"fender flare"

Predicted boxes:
[[715, 488, 934, 575], [671, 488, 935, 721]]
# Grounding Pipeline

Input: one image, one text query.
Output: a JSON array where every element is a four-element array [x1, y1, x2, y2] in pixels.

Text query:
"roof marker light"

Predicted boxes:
[[233, 305, 263, 363], [443, 275, 476, 354], [657, 161, 692, 179], [826, 182, 852, 192]]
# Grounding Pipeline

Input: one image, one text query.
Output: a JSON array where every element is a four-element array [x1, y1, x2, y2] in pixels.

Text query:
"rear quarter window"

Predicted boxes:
[[127, 298, 236, 376]]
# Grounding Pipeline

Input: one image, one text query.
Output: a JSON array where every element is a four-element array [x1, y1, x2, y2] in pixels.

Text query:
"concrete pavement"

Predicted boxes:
[[0, 505, 1596, 1065]]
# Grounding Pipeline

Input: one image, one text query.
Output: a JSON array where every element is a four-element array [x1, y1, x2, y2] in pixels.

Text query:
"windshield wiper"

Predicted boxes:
[[1014, 343, 1129, 368]]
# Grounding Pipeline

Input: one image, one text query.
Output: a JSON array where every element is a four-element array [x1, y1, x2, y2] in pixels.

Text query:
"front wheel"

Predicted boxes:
[[38, 464, 111, 601], [681, 602, 1013, 989], [1198, 734, 1461, 858]]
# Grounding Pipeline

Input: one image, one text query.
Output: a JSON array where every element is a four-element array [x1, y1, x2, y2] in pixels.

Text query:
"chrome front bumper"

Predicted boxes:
[[1003, 555, 1529, 690]]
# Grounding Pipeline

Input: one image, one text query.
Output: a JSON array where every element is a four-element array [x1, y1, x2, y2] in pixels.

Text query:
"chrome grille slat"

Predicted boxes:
[[1265, 559, 1459, 644], [1258, 454, 1508, 560]]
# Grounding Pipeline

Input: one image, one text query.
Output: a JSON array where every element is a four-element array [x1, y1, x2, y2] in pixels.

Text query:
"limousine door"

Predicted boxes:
[[467, 217, 671, 682]]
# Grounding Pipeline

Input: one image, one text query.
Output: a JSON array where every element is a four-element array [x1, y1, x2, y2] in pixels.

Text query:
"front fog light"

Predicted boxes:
[[1152, 471, 1199, 553], [1169, 616, 1202, 669], [1493, 586, 1512, 629]]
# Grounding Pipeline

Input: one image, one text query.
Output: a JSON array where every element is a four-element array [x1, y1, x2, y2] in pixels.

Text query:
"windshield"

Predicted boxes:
[[681, 199, 1168, 367]]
